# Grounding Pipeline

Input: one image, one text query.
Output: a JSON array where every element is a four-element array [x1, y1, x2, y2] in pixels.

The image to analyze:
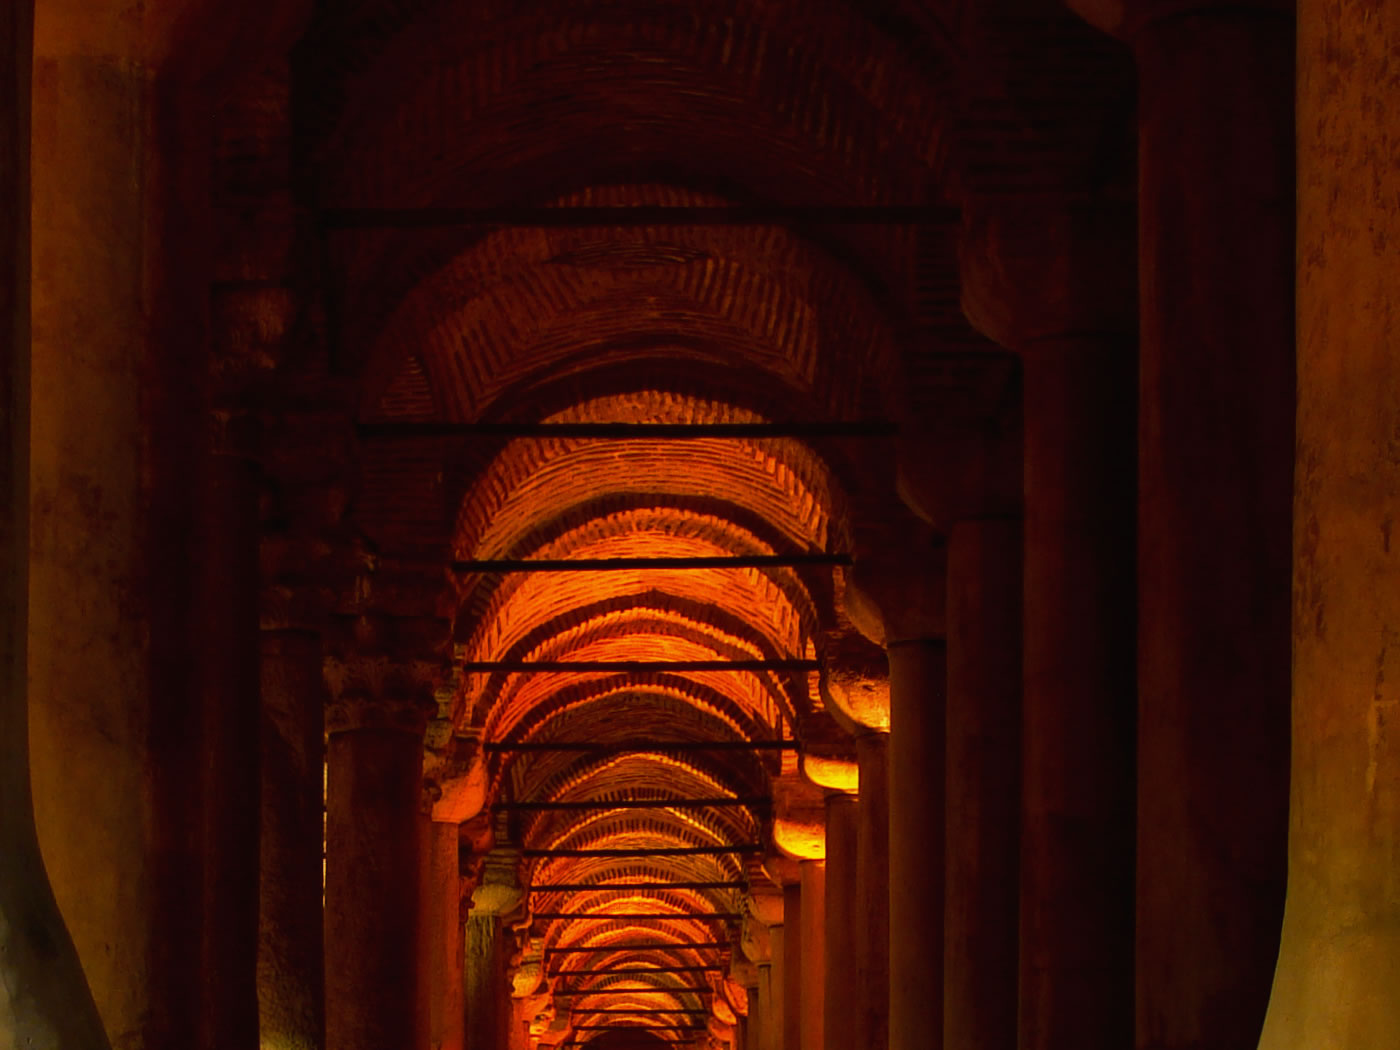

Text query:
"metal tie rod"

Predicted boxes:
[[534, 912, 741, 921], [545, 941, 728, 954], [460, 658, 819, 672], [548, 968, 722, 980], [452, 553, 850, 573], [579, 1008, 713, 1015], [496, 796, 768, 812], [355, 420, 896, 439], [530, 881, 745, 893], [487, 740, 794, 753], [323, 203, 956, 228], [560, 984, 714, 994], [565, 1030, 700, 1036], [523, 845, 761, 858]]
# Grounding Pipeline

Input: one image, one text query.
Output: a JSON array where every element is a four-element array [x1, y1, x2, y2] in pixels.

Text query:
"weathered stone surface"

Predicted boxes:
[[1257, 1, 1400, 1046]]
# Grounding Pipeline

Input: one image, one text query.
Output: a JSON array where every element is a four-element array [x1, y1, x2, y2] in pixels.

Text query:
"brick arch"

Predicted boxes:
[[353, 203, 907, 438], [304, 0, 951, 207]]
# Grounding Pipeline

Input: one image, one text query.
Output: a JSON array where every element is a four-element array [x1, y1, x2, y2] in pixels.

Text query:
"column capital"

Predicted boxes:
[[323, 654, 437, 735], [897, 413, 1022, 531], [841, 517, 946, 646], [959, 198, 1136, 351], [1068, 0, 1292, 40]]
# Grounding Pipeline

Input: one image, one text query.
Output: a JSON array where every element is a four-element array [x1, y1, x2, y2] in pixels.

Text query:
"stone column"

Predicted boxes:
[[197, 408, 262, 1050], [323, 651, 434, 1050], [854, 732, 889, 1050], [843, 525, 946, 1050], [901, 417, 1023, 1050], [961, 204, 1137, 1050], [887, 637, 947, 1050], [822, 794, 857, 1050], [782, 881, 802, 1050], [421, 817, 468, 1050], [798, 861, 826, 1050], [1255, 1, 1400, 1046], [258, 626, 326, 1050], [1132, 6, 1294, 1046], [944, 514, 1021, 1050], [468, 846, 523, 1050], [759, 952, 781, 1050], [0, 0, 112, 1041]]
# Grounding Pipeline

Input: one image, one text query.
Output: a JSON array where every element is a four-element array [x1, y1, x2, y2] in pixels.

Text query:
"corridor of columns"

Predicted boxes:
[[4, 1, 1399, 1050]]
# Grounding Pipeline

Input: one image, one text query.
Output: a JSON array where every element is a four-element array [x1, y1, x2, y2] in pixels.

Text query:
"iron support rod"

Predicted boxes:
[[356, 420, 895, 439], [530, 882, 745, 893], [557, 991, 711, 996], [551, 965, 725, 976], [523, 845, 761, 858], [460, 659, 819, 672], [452, 553, 850, 572], [488, 740, 794, 753], [577, 1008, 713, 1015], [323, 204, 955, 229], [534, 912, 741, 921], [545, 941, 727, 954], [496, 797, 768, 812]]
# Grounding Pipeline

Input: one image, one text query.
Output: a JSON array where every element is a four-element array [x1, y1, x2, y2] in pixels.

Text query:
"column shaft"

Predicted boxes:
[[28, 48, 213, 1049], [325, 725, 425, 1050], [1135, 12, 1293, 1049], [198, 424, 262, 1050], [823, 796, 857, 1050], [945, 517, 1022, 1050], [854, 733, 889, 1050], [466, 915, 507, 1050], [1257, 1, 1400, 1045], [420, 820, 466, 1050], [888, 640, 946, 1050], [767, 926, 786, 1050], [799, 861, 826, 1050], [258, 630, 326, 1050], [782, 883, 802, 1050], [0, 1, 111, 1041], [1019, 340, 1136, 1050]]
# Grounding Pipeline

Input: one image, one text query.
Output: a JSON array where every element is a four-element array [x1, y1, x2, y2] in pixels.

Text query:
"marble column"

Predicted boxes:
[[468, 849, 523, 1050], [28, 29, 216, 1048], [258, 627, 326, 1050], [323, 655, 433, 1050], [782, 882, 802, 1050], [961, 205, 1137, 1050], [418, 818, 466, 1050], [1132, 7, 1294, 1046], [945, 511, 1022, 1050], [198, 409, 262, 1050], [887, 638, 947, 1050], [823, 794, 858, 1050], [854, 732, 889, 1050], [1256, 1, 1400, 1046], [0, 0, 111, 1041], [843, 525, 945, 1050], [799, 861, 826, 1050], [758, 956, 780, 1050]]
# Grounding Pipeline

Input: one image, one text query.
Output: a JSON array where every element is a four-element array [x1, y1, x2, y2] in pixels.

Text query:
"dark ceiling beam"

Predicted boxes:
[[529, 882, 746, 893], [487, 740, 794, 753], [356, 420, 895, 439], [322, 204, 958, 229], [459, 659, 818, 672], [550, 965, 725, 976], [495, 796, 768, 812], [545, 941, 727, 954], [534, 912, 741, 921], [523, 845, 760, 858], [451, 553, 851, 573]]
